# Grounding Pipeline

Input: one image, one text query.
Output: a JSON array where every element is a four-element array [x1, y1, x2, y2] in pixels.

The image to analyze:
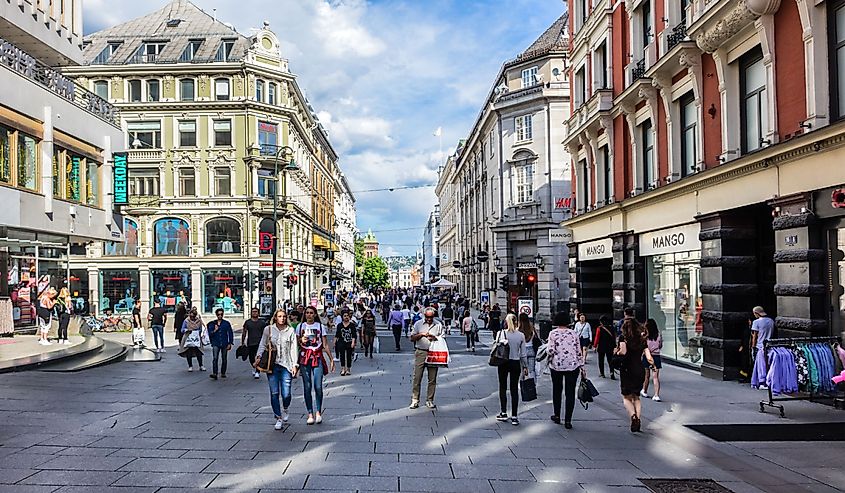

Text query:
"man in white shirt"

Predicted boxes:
[[401, 305, 412, 337], [409, 307, 444, 410]]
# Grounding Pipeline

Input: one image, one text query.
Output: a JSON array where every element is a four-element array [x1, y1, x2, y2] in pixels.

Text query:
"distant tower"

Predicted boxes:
[[363, 229, 379, 259]]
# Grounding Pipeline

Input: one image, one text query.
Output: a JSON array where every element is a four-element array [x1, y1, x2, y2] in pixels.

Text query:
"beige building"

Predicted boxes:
[[1, 0, 125, 330], [65, 0, 342, 316]]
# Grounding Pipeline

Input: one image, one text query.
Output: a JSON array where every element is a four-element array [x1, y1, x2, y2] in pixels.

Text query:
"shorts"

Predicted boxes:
[[643, 355, 662, 369], [38, 316, 51, 334], [580, 337, 592, 348]]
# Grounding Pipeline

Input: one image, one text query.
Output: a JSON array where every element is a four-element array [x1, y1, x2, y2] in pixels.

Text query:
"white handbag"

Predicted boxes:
[[184, 330, 201, 348]]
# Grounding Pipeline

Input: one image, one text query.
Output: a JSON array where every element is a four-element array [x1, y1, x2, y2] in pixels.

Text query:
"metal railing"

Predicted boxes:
[[632, 59, 647, 81], [667, 23, 688, 51]]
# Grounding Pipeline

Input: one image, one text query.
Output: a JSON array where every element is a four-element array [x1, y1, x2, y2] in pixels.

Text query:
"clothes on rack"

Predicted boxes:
[[752, 340, 842, 395], [766, 347, 798, 395]]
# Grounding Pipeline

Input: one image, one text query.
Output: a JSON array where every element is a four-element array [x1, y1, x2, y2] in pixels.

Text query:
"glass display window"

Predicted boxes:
[[151, 269, 190, 312], [154, 218, 190, 256], [646, 250, 702, 366], [99, 269, 139, 315], [104, 218, 139, 256], [203, 269, 243, 313], [206, 218, 241, 254], [69, 269, 90, 315]]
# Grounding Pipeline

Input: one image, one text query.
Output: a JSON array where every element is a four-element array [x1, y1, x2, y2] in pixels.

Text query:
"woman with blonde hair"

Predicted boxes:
[[255, 309, 299, 430], [495, 313, 528, 425], [36, 287, 57, 345], [56, 287, 73, 344]]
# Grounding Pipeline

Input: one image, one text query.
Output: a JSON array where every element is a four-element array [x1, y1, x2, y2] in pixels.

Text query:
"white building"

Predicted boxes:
[[1, 0, 125, 330], [421, 207, 440, 283], [435, 13, 572, 324], [334, 172, 356, 291]]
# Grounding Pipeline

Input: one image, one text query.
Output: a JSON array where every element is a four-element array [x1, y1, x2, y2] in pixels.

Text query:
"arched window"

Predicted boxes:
[[206, 218, 241, 254], [154, 218, 190, 256], [104, 218, 138, 256], [259, 218, 275, 254]]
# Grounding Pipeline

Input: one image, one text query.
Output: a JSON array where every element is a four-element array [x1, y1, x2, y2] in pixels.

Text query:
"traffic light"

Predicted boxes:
[[290, 275, 298, 285], [285, 275, 293, 289], [499, 276, 509, 290], [526, 273, 536, 284]]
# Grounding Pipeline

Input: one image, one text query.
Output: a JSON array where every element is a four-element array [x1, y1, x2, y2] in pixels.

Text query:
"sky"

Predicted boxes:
[[83, 0, 566, 256]]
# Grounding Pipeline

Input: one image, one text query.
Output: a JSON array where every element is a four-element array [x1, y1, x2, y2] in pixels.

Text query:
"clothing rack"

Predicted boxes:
[[758, 336, 842, 417]]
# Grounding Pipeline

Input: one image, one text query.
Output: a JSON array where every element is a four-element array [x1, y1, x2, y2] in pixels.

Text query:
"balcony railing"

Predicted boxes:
[[0, 36, 119, 127], [667, 23, 688, 51], [632, 59, 647, 81]]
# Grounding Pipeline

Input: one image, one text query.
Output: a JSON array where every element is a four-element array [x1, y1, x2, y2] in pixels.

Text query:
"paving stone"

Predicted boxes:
[[37, 456, 134, 471], [371, 461, 454, 478], [20, 470, 126, 486], [0, 486, 58, 493], [0, 468, 39, 484], [111, 472, 216, 488], [305, 474, 398, 491], [107, 449, 185, 458], [206, 473, 308, 489], [158, 438, 238, 450], [400, 476, 494, 493], [118, 458, 212, 472], [451, 463, 534, 480]]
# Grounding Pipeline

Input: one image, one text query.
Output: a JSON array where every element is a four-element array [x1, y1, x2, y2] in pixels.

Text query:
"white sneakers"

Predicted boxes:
[[199, 366, 206, 371], [160, 348, 166, 353], [306, 416, 315, 425], [282, 410, 289, 422], [38, 340, 52, 346], [315, 414, 323, 424], [188, 367, 194, 372], [274, 419, 283, 430], [640, 390, 650, 398], [253, 371, 261, 379], [652, 395, 662, 402]]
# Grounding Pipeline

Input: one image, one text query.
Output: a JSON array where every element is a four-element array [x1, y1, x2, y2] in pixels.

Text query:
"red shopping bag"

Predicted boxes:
[[425, 337, 451, 366]]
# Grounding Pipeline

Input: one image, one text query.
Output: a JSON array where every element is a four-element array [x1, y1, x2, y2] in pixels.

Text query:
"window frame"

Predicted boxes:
[[578, 158, 591, 211], [601, 146, 611, 203], [830, 0, 845, 121], [515, 114, 533, 142], [128, 121, 162, 149], [213, 119, 232, 147], [679, 92, 697, 177], [521, 67, 539, 88], [268, 82, 276, 105], [214, 78, 230, 101], [514, 164, 534, 204], [255, 79, 265, 103], [739, 46, 767, 154], [93, 80, 109, 99], [178, 167, 196, 197], [180, 39, 203, 62], [641, 119, 655, 188], [213, 167, 231, 197], [641, 0, 653, 48], [146, 79, 160, 102], [127, 79, 142, 102], [179, 78, 195, 102], [178, 120, 197, 148]]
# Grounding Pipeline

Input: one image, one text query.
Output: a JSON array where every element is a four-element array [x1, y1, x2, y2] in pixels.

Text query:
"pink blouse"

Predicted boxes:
[[547, 327, 584, 371]]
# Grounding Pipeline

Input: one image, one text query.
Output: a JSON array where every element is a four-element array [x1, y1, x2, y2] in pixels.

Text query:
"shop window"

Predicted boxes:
[[17, 132, 38, 191], [206, 218, 241, 254], [213, 120, 232, 147], [86, 161, 100, 206], [203, 269, 244, 313], [128, 121, 162, 149], [214, 168, 231, 196], [645, 251, 702, 366], [215, 78, 230, 101], [99, 269, 139, 315], [150, 269, 190, 312], [69, 269, 90, 315], [259, 217, 276, 254], [154, 218, 190, 256], [93, 80, 109, 99], [179, 168, 195, 196], [740, 47, 768, 153], [178, 120, 196, 147], [65, 154, 82, 201], [128, 79, 142, 102], [52, 147, 64, 198], [147, 79, 160, 102], [680, 92, 697, 176], [104, 218, 139, 256], [831, 0, 845, 120], [180, 78, 195, 101], [0, 124, 11, 183]]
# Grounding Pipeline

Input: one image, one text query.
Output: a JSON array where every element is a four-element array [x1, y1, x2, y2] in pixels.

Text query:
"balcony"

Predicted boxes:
[[127, 148, 165, 164], [666, 23, 688, 51], [687, 0, 781, 53], [566, 89, 613, 142]]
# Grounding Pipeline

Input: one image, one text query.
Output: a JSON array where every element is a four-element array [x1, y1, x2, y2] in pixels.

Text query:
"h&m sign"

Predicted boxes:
[[639, 224, 701, 256]]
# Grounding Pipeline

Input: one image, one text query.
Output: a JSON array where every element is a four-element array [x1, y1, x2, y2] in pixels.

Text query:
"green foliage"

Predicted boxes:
[[361, 256, 389, 289], [354, 237, 365, 280]]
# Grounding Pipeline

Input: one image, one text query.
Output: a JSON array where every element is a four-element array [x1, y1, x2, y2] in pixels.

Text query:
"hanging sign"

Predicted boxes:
[[112, 152, 128, 205]]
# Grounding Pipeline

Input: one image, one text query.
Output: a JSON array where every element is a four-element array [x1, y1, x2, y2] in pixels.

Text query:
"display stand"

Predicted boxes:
[[758, 336, 842, 417]]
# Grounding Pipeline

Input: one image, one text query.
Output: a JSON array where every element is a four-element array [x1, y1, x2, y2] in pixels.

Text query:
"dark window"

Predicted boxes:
[[739, 47, 767, 153], [259, 217, 276, 254], [180, 78, 195, 101], [93, 41, 122, 64], [214, 168, 231, 196], [601, 146, 611, 202], [255, 79, 264, 102], [680, 0, 691, 25], [595, 43, 607, 89], [268, 82, 276, 105], [642, 0, 652, 47], [206, 218, 241, 254], [680, 92, 697, 176], [831, 0, 845, 120], [215, 39, 236, 62], [128, 79, 142, 102], [578, 158, 590, 211], [93, 80, 108, 99], [641, 119, 654, 188], [213, 120, 232, 147], [147, 80, 160, 102], [180, 40, 203, 62], [258, 169, 276, 198], [179, 168, 195, 197], [178, 121, 196, 147]]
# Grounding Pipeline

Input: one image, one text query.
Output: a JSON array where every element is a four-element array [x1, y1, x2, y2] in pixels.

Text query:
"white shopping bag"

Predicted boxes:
[[132, 325, 145, 345], [373, 335, 380, 354], [425, 336, 450, 366], [183, 330, 201, 348]]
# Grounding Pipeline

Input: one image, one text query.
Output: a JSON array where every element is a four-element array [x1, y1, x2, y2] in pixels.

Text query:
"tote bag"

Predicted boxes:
[[425, 336, 451, 366], [183, 329, 201, 348], [488, 331, 509, 367]]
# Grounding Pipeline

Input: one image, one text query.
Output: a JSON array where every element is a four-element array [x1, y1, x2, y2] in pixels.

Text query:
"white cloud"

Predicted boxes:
[[312, 0, 385, 58], [317, 111, 394, 153]]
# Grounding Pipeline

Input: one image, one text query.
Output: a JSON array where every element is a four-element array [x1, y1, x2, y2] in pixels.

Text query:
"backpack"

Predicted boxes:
[[412, 312, 422, 324]]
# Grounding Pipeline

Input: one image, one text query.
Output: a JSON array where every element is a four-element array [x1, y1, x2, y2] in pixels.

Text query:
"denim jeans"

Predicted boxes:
[[300, 364, 324, 413], [268, 364, 293, 417], [212, 346, 228, 376], [151, 325, 164, 349]]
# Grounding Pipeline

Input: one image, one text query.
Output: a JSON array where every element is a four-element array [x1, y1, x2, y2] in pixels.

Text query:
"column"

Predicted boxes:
[[139, 264, 151, 314], [697, 211, 759, 380], [611, 232, 645, 321], [87, 266, 99, 315], [191, 264, 201, 309], [537, 236, 554, 323], [771, 194, 828, 337]]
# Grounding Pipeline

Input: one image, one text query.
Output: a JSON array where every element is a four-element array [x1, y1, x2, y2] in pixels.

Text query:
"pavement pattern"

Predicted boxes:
[[0, 329, 843, 493]]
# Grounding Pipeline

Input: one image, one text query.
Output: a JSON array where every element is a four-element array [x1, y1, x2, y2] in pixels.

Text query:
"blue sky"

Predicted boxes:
[[83, 0, 566, 256]]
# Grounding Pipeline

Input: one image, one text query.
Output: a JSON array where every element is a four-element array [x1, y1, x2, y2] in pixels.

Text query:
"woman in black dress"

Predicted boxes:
[[615, 318, 654, 432], [173, 302, 188, 343]]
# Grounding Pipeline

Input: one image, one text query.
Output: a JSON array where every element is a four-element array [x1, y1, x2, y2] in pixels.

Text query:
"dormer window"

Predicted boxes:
[[134, 41, 167, 64], [92, 41, 122, 64], [180, 40, 203, 62], [215, 39, 236, 62], [521, 67, 539, 88]]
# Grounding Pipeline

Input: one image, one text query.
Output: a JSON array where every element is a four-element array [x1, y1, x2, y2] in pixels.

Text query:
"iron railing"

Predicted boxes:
[[632, 58, 647, 80], [667, 23, 688, 50]]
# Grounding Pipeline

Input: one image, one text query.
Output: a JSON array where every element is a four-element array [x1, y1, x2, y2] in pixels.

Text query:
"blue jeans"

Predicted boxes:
[[151, 325, 164, 349], [268, 364, 293, 417], [300, 364, 324, 414]]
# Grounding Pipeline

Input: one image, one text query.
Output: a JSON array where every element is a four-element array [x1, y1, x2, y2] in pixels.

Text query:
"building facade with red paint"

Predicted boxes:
[[564, 0, 845, 378]]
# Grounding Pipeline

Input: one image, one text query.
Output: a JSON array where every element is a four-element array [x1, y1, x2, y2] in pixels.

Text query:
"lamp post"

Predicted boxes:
[[268, 145, 296, 308]]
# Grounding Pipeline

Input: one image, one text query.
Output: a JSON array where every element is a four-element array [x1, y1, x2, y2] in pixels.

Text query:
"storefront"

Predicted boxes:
[[641, 224, 703, 367], [99, 269, 139, 315], [815, 185, 845, 338], [69, 269, 89, 315], [151, 269, 190, 311], [202, 269, 244, 314], [2, 229, 69, 328], [574, 238, 614, 322]]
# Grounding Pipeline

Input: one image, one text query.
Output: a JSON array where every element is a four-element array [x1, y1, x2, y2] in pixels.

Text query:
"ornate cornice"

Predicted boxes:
[[695, 0, 782, 53]]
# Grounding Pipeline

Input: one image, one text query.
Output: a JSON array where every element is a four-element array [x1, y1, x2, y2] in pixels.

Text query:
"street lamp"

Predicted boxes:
[[535, 253, 545, 271], [268, 145, 296, 307]]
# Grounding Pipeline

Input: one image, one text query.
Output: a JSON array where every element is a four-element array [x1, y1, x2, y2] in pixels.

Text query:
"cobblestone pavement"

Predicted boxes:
[[0, 330, 842, 493]]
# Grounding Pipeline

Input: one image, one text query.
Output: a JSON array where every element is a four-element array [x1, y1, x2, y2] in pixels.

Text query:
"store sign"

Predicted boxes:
[[112, 152, 128, 205], [549, 228, 572, 243], [578, 238, 613, 260], [517, 262, 537, 270], [69, 156, 81, 201], [639, 224, 701, 256]]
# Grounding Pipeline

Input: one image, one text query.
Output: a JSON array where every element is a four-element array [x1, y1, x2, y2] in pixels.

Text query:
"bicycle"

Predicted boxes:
[[83, 314, 131, 333]]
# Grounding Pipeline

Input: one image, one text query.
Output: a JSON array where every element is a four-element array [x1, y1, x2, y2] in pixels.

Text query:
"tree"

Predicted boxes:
[[361, 256, 389, 289], [354, 237, 365, 273]]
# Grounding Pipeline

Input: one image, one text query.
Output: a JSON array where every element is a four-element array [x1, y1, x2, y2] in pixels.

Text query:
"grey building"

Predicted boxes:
[[421, 207, 440, 283]]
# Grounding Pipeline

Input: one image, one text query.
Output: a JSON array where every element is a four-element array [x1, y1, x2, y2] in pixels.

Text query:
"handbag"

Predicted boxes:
[[200, 327, 210, 346], [183, 329, 201, 348], [610, 352, 625, 371], [520, 377, 537, 402], [488, 331, 509, 367], [578, 378, 594, 409], [425, 336, 451, 366], [255, 329, 277, 373], [236, 344, 249, 361]]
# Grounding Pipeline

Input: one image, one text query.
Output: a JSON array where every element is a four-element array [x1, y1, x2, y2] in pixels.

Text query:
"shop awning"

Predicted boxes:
[[312, 233, 340, 251]]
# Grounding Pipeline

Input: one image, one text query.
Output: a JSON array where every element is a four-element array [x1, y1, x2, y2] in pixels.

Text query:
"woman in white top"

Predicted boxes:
[[495, 313, 528, 426], [574, 313, 592, 364], [255, 309, 299, 430], [296, 306, 335, 425]]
